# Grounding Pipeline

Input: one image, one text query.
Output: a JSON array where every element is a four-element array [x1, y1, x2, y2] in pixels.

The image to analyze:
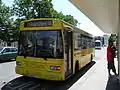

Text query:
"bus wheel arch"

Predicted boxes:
[[75, 60, 79, 73]]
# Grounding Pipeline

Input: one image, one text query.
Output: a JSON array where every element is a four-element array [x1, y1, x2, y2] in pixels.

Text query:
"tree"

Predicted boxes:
[[13, 0, 78, 26], [13, 0, 53, 19], [64, 15, 78, 26], [51, 9, 65, 19], [0, 1, 14, 45], [51, 9, 78, 26], [11, 18, 23, 42], [0, 1, 12, 27]]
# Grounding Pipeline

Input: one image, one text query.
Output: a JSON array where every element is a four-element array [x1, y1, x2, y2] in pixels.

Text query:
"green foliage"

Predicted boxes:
[[0, 2, 12, 25], [64, 15, 78, 26], [51, 9, 78, 26], [51, 9, 64, 19], [0, 0, 22, 45], [13, 0, 78, 25], [13, 0, 53, 19], [0, 1, 14, 45], [11, 18, 23, 41]]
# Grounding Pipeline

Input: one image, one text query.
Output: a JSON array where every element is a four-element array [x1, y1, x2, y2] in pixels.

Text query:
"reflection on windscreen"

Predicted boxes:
[[19, 30, 63, 58]]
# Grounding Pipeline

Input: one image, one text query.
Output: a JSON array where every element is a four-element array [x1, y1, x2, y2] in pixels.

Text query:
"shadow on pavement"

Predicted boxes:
[[106, 75, 120, 90], [2, 61, 96, 90]]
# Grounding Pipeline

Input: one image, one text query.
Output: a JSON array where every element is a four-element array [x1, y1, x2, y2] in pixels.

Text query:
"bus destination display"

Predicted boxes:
[[24, 20, 53, 27]]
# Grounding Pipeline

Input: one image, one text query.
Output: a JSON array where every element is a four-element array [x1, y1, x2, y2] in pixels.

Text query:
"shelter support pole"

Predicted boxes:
[[118, 32, 120, 76], [117, 0, 120, 82]]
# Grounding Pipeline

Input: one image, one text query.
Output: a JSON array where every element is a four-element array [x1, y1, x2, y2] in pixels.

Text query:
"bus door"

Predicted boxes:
[[64, 30, 73, 77]]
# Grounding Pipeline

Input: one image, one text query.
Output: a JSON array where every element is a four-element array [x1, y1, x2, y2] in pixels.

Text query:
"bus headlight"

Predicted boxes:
[[50, 66, 61, 70], [16, 61, 22, 65]]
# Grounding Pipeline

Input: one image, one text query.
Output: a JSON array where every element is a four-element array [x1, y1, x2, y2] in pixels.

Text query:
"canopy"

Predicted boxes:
[[69, 0, 119, 33]]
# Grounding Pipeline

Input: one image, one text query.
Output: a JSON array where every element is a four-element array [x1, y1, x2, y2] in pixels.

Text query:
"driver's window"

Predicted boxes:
[[3, 48, 10, 53]]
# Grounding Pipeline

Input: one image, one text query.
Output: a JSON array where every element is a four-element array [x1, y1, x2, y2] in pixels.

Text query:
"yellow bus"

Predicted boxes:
[[16, 18, 95, 81]]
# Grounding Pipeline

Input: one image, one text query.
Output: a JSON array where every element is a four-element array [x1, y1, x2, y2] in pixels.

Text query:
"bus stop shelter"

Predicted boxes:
[[69, 0, 120, 79]]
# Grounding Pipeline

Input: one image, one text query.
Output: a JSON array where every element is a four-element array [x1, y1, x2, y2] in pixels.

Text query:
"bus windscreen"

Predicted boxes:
[[95, 42, 101, 46], [18, 30, 63, 58]]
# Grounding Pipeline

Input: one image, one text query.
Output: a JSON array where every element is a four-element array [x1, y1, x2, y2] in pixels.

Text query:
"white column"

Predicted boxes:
[[118, 0, 120, 78], [118, 32, 120, 76]]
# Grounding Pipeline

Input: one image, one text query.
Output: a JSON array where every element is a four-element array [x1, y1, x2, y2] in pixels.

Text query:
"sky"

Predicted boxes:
[[3, 0, 105, 36]]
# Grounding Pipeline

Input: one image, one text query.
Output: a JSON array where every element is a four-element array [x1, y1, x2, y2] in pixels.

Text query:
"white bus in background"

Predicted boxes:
[[95, 40, 102, 49]]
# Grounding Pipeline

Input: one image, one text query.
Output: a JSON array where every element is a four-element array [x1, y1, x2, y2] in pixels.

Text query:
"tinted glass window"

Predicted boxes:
[[95, 42, 101, 46], [19, 30, 63, 58], [81, 36, 87, 49], [3, 48, 10, 52], [81, 35, 94, 49], [11, 48, 17, 52], [74, 32, 81, 50]]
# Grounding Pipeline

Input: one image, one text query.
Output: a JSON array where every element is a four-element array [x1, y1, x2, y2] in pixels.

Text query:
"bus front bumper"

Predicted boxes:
[[16, 66, 65, 81]]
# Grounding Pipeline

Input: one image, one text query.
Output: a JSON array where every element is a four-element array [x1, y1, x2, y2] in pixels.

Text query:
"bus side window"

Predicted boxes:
[[82, 36, 86, 49], [74, 32, 81, 50], [87, 37, 90, 48], [74, 32, 78, 50], [78, 34, 81, 49]]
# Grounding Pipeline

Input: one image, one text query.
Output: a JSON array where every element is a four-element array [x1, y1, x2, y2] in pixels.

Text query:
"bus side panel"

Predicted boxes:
[[73, 48, 94, 72]]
